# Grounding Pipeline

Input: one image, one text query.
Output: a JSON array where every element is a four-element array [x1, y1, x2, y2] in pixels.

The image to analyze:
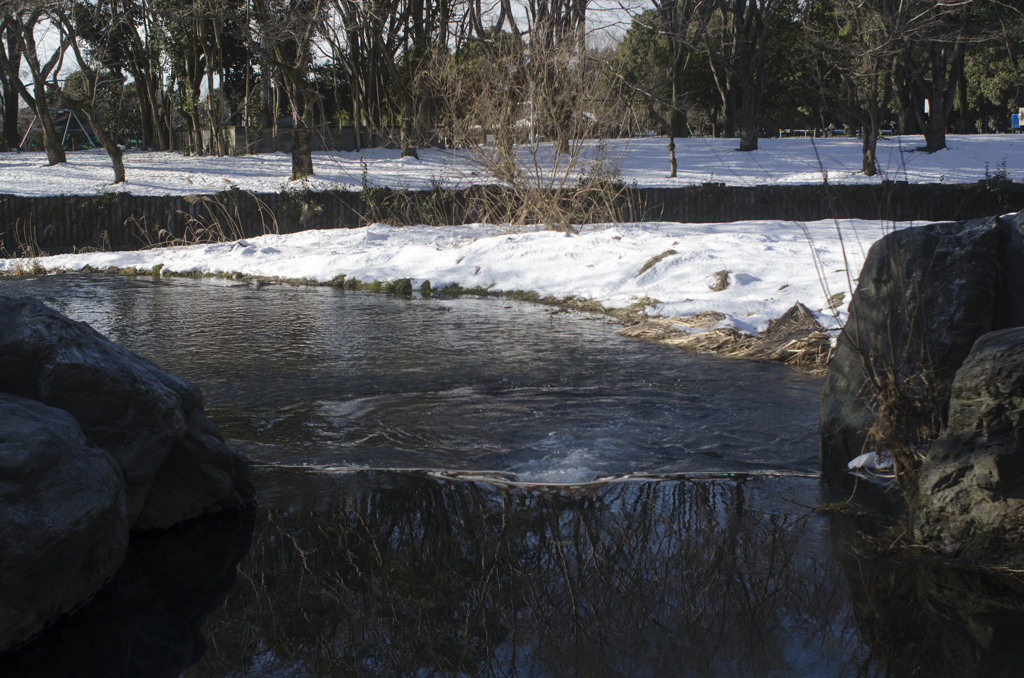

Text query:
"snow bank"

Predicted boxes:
[[0, 218, 894, 334]]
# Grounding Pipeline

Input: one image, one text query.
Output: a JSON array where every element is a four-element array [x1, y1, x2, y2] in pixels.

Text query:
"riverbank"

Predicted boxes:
[[0, 218, 886, 369]]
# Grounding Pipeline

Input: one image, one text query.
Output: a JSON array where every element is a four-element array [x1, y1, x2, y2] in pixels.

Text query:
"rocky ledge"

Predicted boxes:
[[0, 295, 255, 654], [820, 209, 1024, 559], [915, 327, 1024, 557]]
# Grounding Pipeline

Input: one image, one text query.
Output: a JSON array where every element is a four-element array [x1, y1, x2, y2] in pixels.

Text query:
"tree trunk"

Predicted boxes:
[[0, 32, 19, 151], [85, 109, 125, 183], [138, 87, 154, 149], [400, 97, 418, 158], [352, 91, 362, 152], [723, 83, 736, 138], [861, 127, 877, 176], [956, 64, 969, 134], [924, 94, 946, 152], [290, 120, 313, 179], [670, 77, 689, 139], [31, 81, 65, 165], [272, 84, 280, 152], [288, 82, 314, 180], [737, 70, 757, 152]]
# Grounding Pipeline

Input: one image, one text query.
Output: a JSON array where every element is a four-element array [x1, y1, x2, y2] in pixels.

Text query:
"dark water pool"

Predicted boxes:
[[3, 274, 822, 480], [2, 275, 1023, 677]]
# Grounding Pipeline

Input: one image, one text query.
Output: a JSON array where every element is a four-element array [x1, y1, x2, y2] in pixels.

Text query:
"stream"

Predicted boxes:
[[2, 274, 1023, 677]]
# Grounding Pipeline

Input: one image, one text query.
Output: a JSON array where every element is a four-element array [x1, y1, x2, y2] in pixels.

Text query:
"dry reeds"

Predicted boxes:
[[436, 38, 639, 232], [1, 218, 49, 275], [131, 190, 279, 248], [617, 302, 834, 373]]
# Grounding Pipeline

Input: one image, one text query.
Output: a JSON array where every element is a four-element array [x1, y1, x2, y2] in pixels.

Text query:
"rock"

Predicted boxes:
[[819, 215, 1012, 475], [915, 328, 1024, 554], [0, 295, 255, 528], [0, 393, 129, 653], [134, 410, 255, 531]]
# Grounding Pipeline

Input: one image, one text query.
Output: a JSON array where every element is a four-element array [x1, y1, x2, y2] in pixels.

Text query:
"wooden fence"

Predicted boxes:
[[2, 182, 1021, 257]]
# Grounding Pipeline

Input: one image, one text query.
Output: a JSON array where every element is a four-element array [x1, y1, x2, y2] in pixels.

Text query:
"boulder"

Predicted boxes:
[[0, 294, 257, 654], [134, 410, 255, 531], [0, 393, 129, 653], [0, 295, 255, 528], [819, 215, 1018, 475], [915, 328, 1024, 553]]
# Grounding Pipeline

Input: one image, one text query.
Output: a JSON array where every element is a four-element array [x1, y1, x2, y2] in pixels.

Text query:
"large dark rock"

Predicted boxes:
[[915, 328, 1024, 553], [0, 295, 255, 528], [819, 214, 1024, 475], [0, 393, 129, 652], [0, 294, 256, 654]]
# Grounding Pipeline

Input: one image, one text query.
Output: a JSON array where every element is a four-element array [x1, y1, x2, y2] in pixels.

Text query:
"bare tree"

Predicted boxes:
[[50, 0, 125, 181], [803, 0, 897, 175], [105, 0, 174, 151], [438, 28, 626, 232], [701, 0, 781, 151], [891, 0, 979, 152], [610, 1, 705, 177], [0, 20, 21, 150], [0, 2, 67, 164], [252, 0, 327, 180]]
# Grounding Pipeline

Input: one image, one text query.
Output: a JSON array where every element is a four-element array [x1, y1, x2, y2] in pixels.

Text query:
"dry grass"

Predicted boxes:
[[617, 303, 834, 373], [1, 218, 49, 275], [862, 362, 943, 487], [1, 218, 48, 260], [637, 249, 678, 277], [710, 270, 731, 292], [437, 40, 640, 233], [132, 190, 279, 248]]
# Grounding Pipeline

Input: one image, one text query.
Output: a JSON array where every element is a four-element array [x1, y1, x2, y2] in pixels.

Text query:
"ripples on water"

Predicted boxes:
[[2, 275, 1023, 677], [4, 274, 822, 481]]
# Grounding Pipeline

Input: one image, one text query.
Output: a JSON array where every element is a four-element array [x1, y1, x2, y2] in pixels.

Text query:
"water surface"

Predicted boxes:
[[2, 274, 822, 481], [3, 275, 1022, 678]]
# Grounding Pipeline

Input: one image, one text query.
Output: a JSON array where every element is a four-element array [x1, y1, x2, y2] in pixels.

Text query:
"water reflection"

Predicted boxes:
[[3, 463, 1024, 676], [0, 509, 254, 678], [830, 512, 1024, 677], [185, 470, 859, 677]]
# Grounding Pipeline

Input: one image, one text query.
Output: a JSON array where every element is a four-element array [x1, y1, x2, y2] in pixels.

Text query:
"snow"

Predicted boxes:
[[0, 217, 896, 334], [2, 134, 1018, 336], [1, 134, 1022, 197]]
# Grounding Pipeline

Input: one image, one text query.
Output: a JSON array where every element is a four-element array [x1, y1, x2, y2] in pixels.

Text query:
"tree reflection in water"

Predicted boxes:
[[188, 470, 859, 677]]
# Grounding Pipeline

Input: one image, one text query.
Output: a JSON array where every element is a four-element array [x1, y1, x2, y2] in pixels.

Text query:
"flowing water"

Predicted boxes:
[[2, 275, 1023, 677]]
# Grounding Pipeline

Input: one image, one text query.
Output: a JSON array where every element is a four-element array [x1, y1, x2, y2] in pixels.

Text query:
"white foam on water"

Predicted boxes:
[[510, 432, 622, 484]]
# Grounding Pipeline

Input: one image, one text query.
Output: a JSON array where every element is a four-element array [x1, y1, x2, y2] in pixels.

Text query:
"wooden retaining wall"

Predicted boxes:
[[2, 182, 1022, 257], [635, 182, 1024, 224]]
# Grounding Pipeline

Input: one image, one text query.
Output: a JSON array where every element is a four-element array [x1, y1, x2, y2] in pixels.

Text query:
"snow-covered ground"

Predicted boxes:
[[1, 218, 894, 334], [3, 135, 1019, 337], [1, 134, 1021, 197]]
